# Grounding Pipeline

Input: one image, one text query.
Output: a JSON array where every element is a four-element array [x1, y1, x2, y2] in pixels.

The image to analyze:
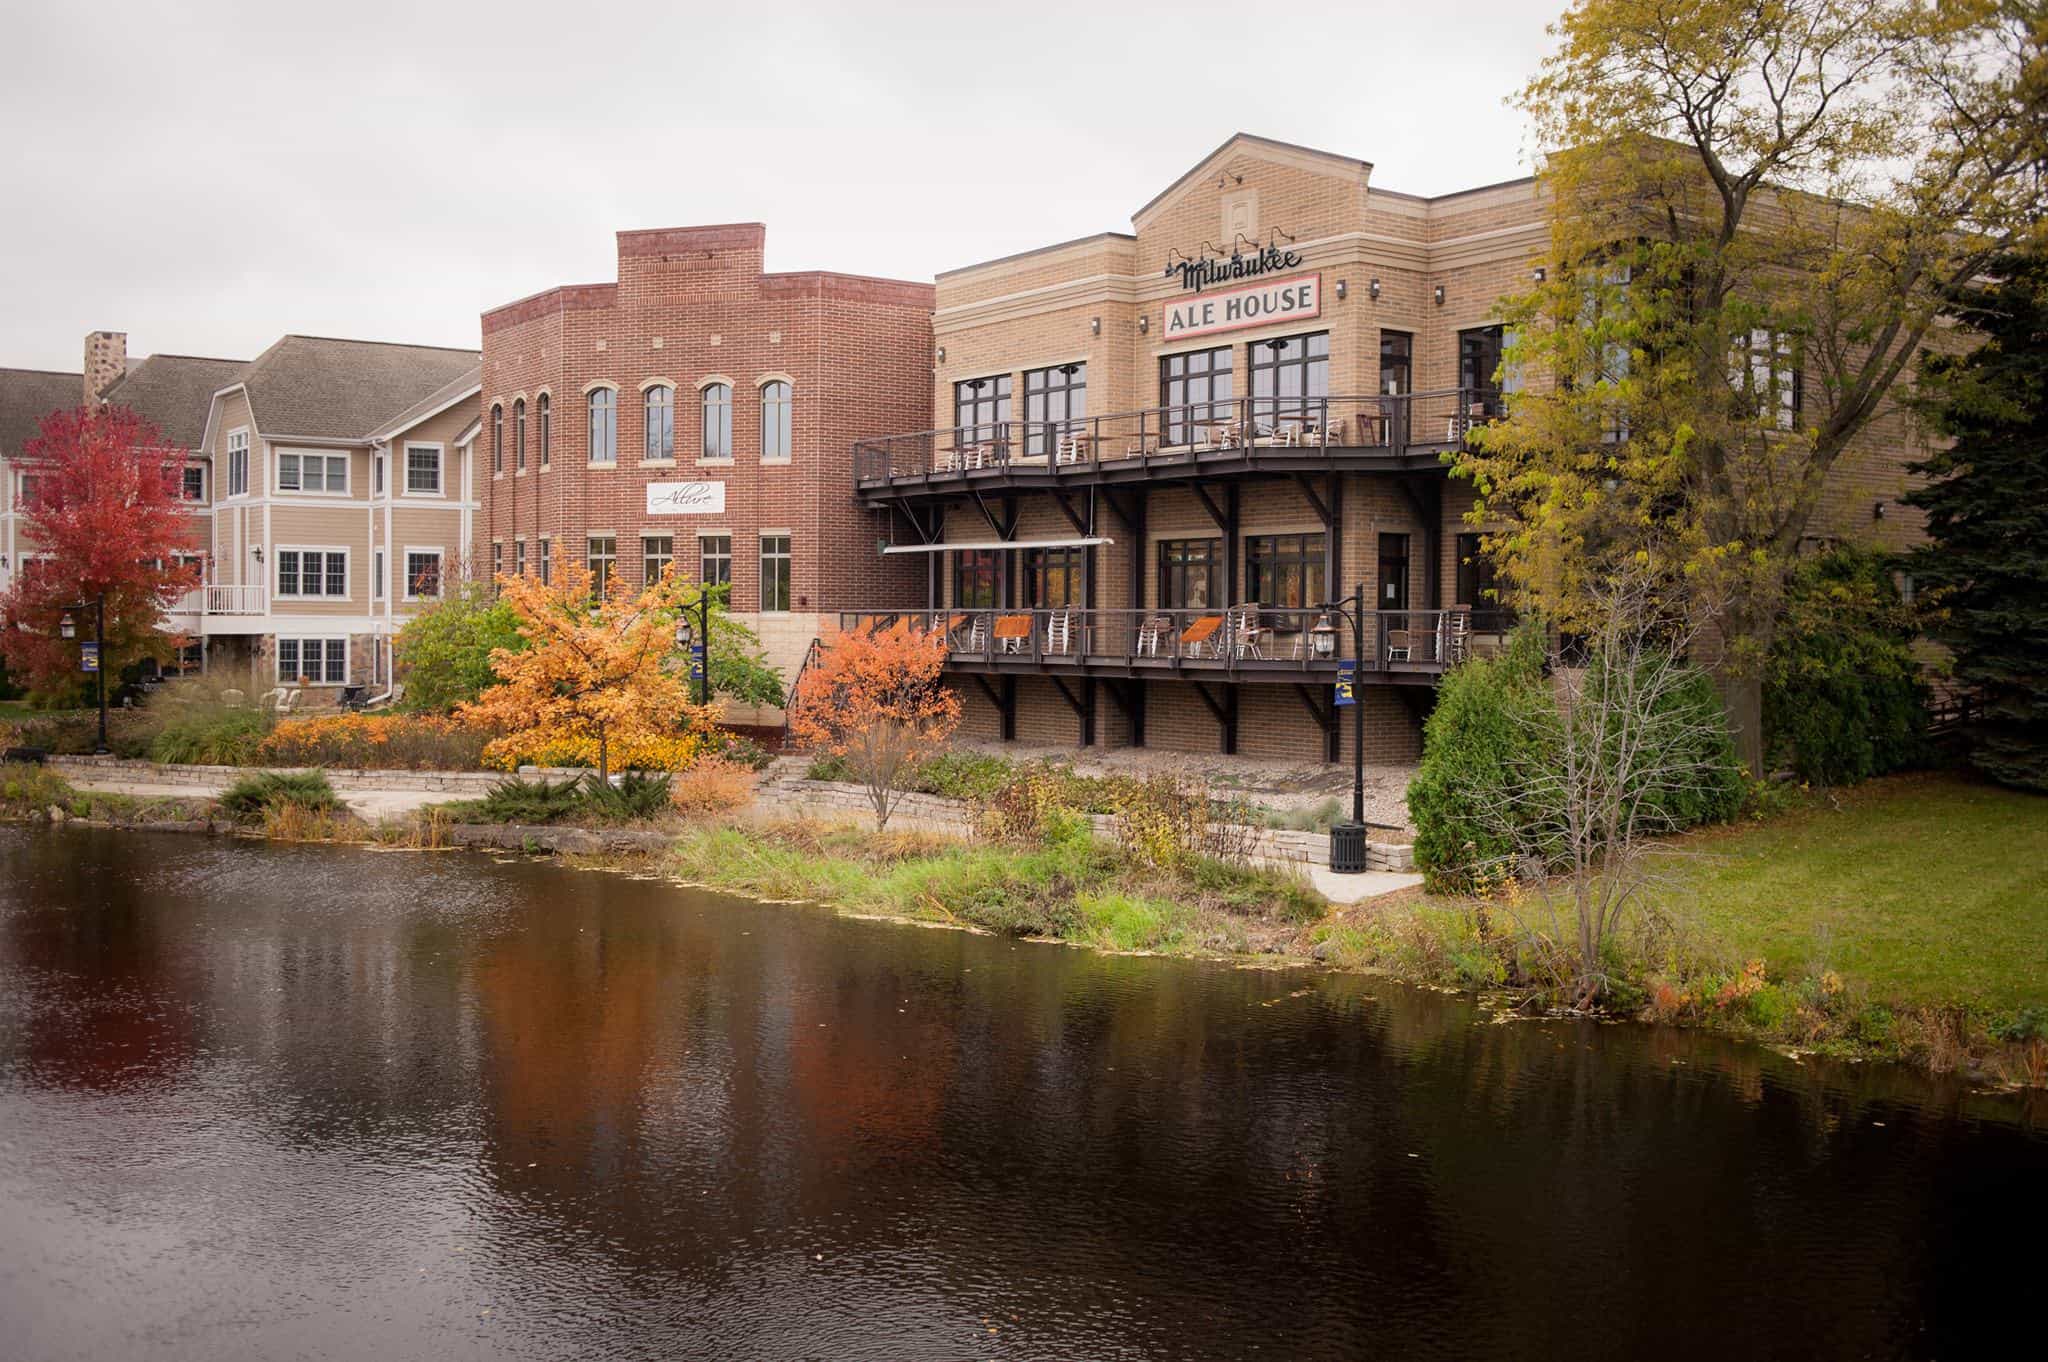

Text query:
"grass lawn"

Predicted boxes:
[[1665, 772, 2047, 1013], [0, 701, 42, 723]]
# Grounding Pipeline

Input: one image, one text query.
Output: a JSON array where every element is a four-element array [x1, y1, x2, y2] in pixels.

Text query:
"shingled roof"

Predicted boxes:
[[371, 363, 482, 441], [0, 367, 84, 460], [101, 353, 246, 450], [239, 335, 481, 441]]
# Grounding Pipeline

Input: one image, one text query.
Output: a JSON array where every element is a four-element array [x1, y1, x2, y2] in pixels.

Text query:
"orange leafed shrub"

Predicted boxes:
[[255, 713, 494, 770], [789, 619, 960, 829], [669, 754, 758, 816], [461, 560, 719, 782], [482, 730, 703, 773]]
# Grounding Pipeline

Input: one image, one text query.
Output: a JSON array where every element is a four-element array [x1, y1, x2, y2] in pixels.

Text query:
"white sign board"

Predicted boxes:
[[645, 481, 726, 515], [1163, 273, 1322, 341]]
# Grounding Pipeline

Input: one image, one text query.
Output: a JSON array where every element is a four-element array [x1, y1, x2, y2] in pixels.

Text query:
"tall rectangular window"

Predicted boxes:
[[513, 539, 527, 577], [1159, 347, 1234, 446], [490, 542, 502, 581], [404, 550, 443, 599], [701, 383, 732, 460], [1157, 538, 1221, 610], [537, 393, 551, 466], [1022, 363, 1086, 457], [1379, 330, 1413, 396], [1459, 326, 1506, 415], [642, 534, 674, 585], [953, 549, 999, 609], [954, 375, 1011, 446], [180, 465, 206, 502], [405, 445, 441, 495], [586, 535, 616, 593], [1025, 545, 1083, 607], [759, 534, 791, 612], [227, 429, 250, 496], [539, 538, 551, 585], [645, 386, 674, 461], [373, 549, 386, 600], [1245, 533, 1326, 611], [588, 389, 616, 464], [1248, 331, 1329, 428], [1378, 533, 1410, 612], [1455, 533, 1515, 619], [1733, 328, 1802, 431], [490, 405, 503, 473], [760, 381, 792, 461], [514, 399, 527, 471], [699, 534, 732, 588]]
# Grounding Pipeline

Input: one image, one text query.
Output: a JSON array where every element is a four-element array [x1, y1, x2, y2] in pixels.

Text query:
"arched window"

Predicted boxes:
[[514, 397, 527, 470], [645, 384, 674, 461], [760, 380, 792, 461], [588, 388, 615, 464], [537, 393, 551, 466], [702, 382, 732, 460], [490, 404, 503, 473]]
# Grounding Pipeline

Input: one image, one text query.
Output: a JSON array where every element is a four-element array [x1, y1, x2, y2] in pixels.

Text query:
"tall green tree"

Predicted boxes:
[[1907, 248, 2048, 790], [393, 580, 524, 712], [1459, 0, 2048, 770]]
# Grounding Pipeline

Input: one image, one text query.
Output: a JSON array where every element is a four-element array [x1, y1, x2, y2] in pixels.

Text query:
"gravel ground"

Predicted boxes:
[[950, 739, 1418, 831]]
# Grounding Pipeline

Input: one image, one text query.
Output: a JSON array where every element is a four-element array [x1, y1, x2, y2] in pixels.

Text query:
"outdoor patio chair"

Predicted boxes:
[[993, 614, 1033, 654], [1180, 614, 1225, 658], [1385, 629, 1413, 663], [1135, 615, 1171, 656], [1226, 604, 1270, 660], [1045, 609, 1076, 656]]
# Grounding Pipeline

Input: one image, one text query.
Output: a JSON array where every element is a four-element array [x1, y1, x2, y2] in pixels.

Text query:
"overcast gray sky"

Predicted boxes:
[[0, 1, 1555, 373]]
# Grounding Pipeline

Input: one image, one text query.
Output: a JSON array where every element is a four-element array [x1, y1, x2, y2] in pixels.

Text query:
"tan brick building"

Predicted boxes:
[[477, 224, 935, 689], [847, 133, 1931, 763]]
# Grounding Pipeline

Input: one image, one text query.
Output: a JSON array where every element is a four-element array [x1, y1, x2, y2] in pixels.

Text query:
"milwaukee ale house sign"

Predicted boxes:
[[1163, 272, 1321, 341]]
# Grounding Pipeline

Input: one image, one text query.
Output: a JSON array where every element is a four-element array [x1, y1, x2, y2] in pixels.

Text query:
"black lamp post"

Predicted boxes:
[[1311, 582, 1369, 874], [674, 590, 711, 706], [58, 595, 110, 756]]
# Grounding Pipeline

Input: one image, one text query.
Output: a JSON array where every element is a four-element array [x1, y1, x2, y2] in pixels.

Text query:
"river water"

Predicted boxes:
[[0, 825, 2041, 1360]]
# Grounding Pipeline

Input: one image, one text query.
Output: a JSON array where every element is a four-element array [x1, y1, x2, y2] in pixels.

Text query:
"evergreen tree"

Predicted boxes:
[[1908, 250, 2048, 792]]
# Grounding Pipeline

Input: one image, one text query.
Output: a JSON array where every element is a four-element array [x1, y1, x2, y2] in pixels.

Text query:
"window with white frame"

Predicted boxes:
[[701, 382, 732, 460], [700, 534, 731, 588], [644, 385, 674, 461], [277, 637, 348, 685], [179, 465, 206, 502], [372, 451, 385, 495], [404, 549, 442, 599], [588, 388, 616, 464], [587, 535, 616, 593], [513, 539, 527, 577], [538, 393, 551, 467], [18, 471, 48, 507], [276, 548, 348, 599], [405, 445, 442, 495], [1732, 328, 1802, 430], [227, 429, 249, 496], [759, 534, 791, 612], [277, 449, 347, 494], [642, 534, 673, 584], [760, 380, 792, 461], [373, 549, 385, 600]]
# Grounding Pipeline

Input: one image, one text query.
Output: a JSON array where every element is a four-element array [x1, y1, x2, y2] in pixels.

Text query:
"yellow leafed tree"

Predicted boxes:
[[462, 560, 719, 782]]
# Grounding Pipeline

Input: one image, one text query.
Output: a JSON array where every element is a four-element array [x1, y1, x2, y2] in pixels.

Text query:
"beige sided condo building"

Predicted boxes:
[[845, 133, 1930, 763], [191, 335, 481, 694]]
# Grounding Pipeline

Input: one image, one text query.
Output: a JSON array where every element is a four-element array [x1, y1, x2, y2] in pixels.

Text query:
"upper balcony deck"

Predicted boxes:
[[852, 387, 1500, 500]]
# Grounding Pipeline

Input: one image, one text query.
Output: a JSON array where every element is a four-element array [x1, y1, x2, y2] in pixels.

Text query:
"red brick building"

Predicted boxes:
[[478, 224, 935, 688]]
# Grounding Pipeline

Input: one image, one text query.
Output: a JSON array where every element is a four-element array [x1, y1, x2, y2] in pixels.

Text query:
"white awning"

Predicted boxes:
[[880, 536, 1113, 555]]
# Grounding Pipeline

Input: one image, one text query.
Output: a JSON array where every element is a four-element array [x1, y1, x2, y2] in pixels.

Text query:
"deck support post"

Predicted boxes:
[[1190, 680, 1238, 755]]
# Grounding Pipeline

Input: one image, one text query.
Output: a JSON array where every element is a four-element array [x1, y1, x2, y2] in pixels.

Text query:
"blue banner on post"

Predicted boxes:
[[79, 642, 100, 674], [1334, 658, 1356, 707], [688, 642, 707, 685]]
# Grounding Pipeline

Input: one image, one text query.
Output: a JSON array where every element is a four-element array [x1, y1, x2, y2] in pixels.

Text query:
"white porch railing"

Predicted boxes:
[[171, 584, 269, 616]]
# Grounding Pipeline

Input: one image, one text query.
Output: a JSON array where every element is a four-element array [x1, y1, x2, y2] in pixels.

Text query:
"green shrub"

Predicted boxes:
[[463, 775, 587, 824], [1407, 623, 1553, 888], [579, 770, 672, 821], [150, 706, 273, 765], [1, 762, 75, 811], [1590, 653, 1746, 832], [393, 581, 524, 713], [1765, 546, 1928, 784], [218, 770, 344, 823], [916, 750, 1015, 800]]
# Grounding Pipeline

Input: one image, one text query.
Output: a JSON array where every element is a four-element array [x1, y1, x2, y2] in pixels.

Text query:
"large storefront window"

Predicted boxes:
[[1025, 545, 1083, 607], [1157, 538, 1221, 610], [1245, 533, 1326, 613], [954, 375, 1011, 446], [1022, 363, 1086, 457], [953, 549, 999, 609], [1248, 331, 1329, 429], [1159, 347, 1234, 446]]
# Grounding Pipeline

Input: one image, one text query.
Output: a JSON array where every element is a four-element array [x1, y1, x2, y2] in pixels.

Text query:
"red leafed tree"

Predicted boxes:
[[790, 619, 961, 830], [0, 404, 198, 698]]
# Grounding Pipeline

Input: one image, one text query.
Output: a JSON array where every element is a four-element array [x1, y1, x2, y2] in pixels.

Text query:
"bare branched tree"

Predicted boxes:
[[1466, 570, 1742, 1008]]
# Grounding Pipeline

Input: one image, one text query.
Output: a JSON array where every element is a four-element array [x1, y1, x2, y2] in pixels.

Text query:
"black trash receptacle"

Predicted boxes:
[[1329, 820, 1369, 875]]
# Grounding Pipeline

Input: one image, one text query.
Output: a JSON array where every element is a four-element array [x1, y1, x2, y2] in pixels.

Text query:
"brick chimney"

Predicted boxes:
[[84, 330, 127, 404]]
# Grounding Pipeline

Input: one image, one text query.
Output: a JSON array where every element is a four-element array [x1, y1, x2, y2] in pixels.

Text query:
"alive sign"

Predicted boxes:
[[645, 481, 727, 515], [1163, 273, 1321, 342]]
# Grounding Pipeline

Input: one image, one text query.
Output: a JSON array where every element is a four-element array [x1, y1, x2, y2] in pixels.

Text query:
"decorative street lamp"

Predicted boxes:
[[1317, 583, 1371, 875], [59, 595, 110, 756], [674, 590, 711, 706]]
